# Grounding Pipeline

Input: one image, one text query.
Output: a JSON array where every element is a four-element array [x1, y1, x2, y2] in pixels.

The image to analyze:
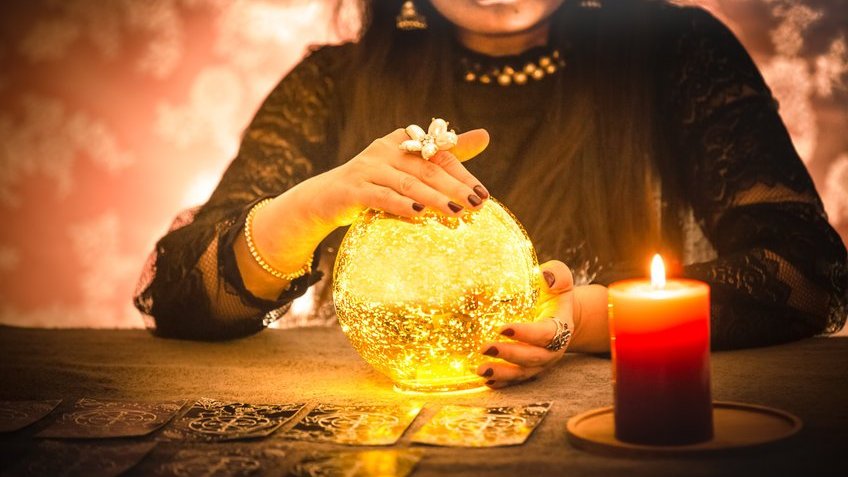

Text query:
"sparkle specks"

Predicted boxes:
[[333, 199, 540, 393]]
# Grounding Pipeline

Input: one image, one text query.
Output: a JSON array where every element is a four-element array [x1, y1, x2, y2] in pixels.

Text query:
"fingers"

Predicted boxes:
[[539, 260, 574, 295], [390, 153, 484, 211], [364, 128, 488, 215], [357, 183, 425, 218], [475, 259, 576, 389], [366, 166, 464, 216], [476, 361, 545, 389], [498, 319, 560, 348], [474, 337, 564, 389], [435, 128, 490, 199], [497, 262, 575, 347], [479, 340, 561, 369], [430, 150, 490, 201], [452, 129, 490, 162]]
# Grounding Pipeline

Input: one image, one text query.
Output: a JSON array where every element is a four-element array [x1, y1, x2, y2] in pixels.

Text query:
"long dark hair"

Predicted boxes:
[[337, 0, 674, 272]]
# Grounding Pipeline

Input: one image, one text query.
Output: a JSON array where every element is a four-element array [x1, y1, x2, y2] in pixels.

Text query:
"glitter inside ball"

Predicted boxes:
[[333, 199, 540, 393]]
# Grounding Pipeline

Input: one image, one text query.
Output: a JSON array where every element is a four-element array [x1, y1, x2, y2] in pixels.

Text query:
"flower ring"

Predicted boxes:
[[398, 118, 458, 160]]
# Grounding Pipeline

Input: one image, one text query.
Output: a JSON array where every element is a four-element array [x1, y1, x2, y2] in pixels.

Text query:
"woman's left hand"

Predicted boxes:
[[476, 260, 575, 389]]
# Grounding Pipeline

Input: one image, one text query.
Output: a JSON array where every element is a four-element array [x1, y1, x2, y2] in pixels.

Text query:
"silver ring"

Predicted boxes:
[[545, 318, 571, 352], [398, 118, 458, 160]]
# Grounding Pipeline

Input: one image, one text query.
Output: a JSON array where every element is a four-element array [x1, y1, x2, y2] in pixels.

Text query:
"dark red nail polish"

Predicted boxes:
[[543, 270, 555, 288], [412, 202, 424, 212], [500, 328, 515, 337], [481, 368, 494, 378], [485, 380, 496, 386], [468, 194, 482, 207], [473, 185, 489, 199], [483, 346, 498, 357], [448, 201, 463, 213]]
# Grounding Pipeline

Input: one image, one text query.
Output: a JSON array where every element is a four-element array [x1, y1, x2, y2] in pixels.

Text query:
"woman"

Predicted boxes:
[[134, 0, 847, 388]]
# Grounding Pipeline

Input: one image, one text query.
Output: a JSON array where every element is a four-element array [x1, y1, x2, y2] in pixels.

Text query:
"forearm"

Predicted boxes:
[[570, 284, 610, 353]]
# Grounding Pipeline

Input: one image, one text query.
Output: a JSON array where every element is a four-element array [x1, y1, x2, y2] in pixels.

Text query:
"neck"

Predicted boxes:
[[455, 21, 551, 57]]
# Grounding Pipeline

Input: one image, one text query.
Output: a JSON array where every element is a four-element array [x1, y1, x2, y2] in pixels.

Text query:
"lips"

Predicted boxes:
[[473, 0, 519, 6]]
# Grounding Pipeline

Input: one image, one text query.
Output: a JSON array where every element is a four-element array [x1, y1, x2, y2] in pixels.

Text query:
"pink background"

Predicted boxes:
[[0, 0, 846, 330]]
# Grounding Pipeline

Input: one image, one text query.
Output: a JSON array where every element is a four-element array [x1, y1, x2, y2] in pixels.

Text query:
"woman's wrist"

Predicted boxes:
[[235, 179, 336, 300], [570, 284, 611, 353], [253, 181, 333, 269], [243, 198, 313, 282]]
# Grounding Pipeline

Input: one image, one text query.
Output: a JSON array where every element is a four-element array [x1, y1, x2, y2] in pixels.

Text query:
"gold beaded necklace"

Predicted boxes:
[[461, 49, 566, 86]]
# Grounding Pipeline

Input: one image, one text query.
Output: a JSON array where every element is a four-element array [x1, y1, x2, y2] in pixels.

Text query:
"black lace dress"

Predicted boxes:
[[134, 5, 847, 349]]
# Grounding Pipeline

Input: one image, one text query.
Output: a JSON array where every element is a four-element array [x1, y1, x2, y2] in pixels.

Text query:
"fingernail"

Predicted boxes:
[[543, 270, 555, 288], [473, 185, 489, 199], [483, 346, 499, 357], [481, 368, 494, 378], [448, 201, 463, 213], [485, 380, 496, 386], [468, 194, 482, 207], [412, 202, 424, 212], [500, 328, 515, 337]]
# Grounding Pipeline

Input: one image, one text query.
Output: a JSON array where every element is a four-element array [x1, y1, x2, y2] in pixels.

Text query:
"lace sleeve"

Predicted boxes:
[[133, 44, 348, 340], [663, 8, 847, 349]]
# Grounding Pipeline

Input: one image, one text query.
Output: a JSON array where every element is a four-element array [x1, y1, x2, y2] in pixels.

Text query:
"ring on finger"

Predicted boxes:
[[545, 318, 572, 352], [398, 118, 458, 160]]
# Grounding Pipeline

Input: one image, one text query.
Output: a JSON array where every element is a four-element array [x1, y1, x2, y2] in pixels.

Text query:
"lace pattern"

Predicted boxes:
[[664, 7, 847, 347]]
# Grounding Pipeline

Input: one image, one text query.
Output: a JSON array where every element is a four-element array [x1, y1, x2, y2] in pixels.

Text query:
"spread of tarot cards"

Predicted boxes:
[[0, 398, 552, 476]]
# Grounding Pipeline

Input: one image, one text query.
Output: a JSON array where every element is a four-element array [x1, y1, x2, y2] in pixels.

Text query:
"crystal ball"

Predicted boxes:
[[333, 199, 540, 393]]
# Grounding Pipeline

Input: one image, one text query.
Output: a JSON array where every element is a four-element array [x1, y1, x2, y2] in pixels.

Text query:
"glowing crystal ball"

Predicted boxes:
[[333, 199, 540, 393]]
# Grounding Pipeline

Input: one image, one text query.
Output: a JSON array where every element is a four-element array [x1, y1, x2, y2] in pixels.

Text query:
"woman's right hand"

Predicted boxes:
[[306, 127, 491, 227], [238, 127, 491, 297]]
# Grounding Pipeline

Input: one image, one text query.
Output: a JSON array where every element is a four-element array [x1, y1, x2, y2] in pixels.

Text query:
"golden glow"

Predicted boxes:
[[333, 199, 539, 393], [406, 405, 424, 418], [392, 384, 489, 396], [651, 254, 666, 289], [342, 450, 419, 476], [410, 402, 551, 447]]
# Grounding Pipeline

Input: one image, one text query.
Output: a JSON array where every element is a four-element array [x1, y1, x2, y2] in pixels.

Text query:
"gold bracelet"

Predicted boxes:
[[244, 198, 312, 281]]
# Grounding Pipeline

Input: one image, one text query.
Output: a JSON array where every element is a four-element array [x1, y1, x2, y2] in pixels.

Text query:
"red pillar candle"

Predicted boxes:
[[608, 255, 713, 445]]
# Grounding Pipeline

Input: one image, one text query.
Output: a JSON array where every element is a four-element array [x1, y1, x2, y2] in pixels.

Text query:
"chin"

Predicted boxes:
[[432, 0, 564, 36]]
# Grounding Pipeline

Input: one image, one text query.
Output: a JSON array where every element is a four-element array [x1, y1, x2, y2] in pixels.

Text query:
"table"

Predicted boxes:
[[1, 326, 846, 476]]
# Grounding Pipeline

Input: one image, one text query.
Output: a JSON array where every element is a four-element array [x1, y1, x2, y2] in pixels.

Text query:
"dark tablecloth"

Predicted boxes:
[[0, 326, 846, 476]]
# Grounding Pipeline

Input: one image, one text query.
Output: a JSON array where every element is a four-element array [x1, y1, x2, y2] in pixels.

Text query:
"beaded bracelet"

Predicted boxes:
[[244, 198, 312, 281]]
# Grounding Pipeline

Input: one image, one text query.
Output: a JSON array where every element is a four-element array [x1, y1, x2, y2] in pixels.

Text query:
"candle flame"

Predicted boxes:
[[651, 254, 666, 289]]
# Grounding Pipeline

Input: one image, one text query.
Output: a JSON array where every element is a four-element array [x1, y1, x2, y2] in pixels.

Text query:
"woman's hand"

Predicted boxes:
[[304, 127, 491, 227], [237, 127, 490, 299], [476, 260, 575, 389]]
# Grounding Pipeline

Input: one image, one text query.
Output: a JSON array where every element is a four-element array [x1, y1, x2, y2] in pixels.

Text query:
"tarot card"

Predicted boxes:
[[0, 399, 61, 433], [36, 398, 184, 439], [410, 402, 552, 447], [282, 404, 421, 446], [142, 442, 289, 477], [287, 450, 423, 477], [8, 440, 155, 477], [160, 398, 305, 442]]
